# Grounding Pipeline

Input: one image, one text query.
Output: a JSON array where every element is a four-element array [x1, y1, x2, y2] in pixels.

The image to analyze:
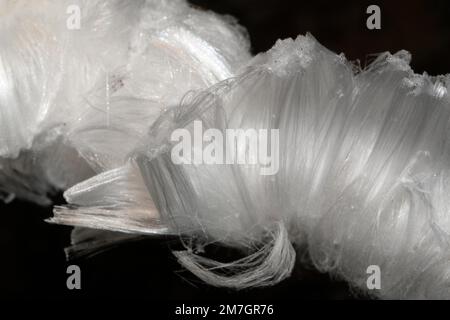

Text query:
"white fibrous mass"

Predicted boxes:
[[2, 0, 450, 299]]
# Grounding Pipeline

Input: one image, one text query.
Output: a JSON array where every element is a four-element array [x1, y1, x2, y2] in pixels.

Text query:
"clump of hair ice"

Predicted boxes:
[[2, 1, 450, 300]]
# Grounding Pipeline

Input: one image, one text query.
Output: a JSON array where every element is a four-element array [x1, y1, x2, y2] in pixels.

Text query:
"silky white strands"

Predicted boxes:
[[52, 34, 450, 299], [3, 0, 450, 300], [0, 0, 250, 203]]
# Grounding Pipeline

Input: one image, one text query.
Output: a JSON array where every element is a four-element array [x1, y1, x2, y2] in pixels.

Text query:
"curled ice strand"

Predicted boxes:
[[173, 222, 296, 289]]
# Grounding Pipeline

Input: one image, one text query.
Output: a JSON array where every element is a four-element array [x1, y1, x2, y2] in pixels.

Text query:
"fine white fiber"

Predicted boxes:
[[52, 33, 450, 299], [0, 0, 251, 203]]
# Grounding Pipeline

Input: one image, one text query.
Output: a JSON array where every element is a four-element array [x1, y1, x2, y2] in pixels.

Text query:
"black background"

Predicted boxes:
[[1, 0, 450, 301]]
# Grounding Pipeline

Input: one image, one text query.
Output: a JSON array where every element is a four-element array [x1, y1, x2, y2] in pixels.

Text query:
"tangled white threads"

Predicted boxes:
[[2, 0, 450, 300]]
